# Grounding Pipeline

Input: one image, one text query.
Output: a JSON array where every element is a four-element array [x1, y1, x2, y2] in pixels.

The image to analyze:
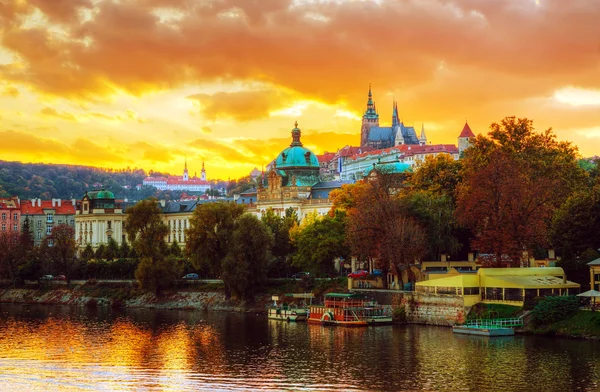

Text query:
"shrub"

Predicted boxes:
[[532, 295, 579, 325]]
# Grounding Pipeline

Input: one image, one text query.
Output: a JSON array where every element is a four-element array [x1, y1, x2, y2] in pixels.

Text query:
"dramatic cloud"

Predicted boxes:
[[0, 0, 598, 178]]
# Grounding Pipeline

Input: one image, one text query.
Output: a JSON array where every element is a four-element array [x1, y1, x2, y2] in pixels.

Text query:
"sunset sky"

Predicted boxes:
[[1, 0, 599, 180]]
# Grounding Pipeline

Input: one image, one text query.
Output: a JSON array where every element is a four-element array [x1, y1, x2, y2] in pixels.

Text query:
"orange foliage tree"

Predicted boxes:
[[456, 117, 586, 267], [331, 171, 427, 286]]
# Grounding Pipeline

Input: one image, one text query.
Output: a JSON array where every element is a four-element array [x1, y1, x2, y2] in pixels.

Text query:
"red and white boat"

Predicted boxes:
[[308, 293, 392, 326]]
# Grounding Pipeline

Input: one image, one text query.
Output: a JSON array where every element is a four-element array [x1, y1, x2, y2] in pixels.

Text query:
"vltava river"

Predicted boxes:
[[0, 304, 599, 391]]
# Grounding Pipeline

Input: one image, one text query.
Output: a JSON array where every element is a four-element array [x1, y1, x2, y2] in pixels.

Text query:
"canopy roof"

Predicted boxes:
[[577, 290, 600, 297]]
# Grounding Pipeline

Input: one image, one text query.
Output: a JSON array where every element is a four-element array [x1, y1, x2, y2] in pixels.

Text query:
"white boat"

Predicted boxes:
[[267, 293, 313, 322]]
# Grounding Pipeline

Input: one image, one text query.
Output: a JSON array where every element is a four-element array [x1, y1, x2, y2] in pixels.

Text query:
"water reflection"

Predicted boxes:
[[0, 304, 599, 391]]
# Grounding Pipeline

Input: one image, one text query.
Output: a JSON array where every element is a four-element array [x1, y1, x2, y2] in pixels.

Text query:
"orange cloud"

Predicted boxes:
[[39, 107, 77, 121]]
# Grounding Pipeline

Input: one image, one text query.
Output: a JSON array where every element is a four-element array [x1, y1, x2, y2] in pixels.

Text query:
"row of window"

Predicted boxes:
[[1, 213, 19, 221], [1, 224, 19, 231]]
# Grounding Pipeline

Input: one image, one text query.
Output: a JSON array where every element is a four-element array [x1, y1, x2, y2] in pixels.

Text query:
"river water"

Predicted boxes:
[[0, 304, 599, 391]]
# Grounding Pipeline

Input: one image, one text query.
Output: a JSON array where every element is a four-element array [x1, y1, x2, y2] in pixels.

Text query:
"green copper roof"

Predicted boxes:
[[86, 189, 115, 200], [274, 122, 320, 169]]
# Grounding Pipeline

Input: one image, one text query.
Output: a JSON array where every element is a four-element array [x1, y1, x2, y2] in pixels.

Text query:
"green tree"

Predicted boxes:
[[125, 198, 172, 293], [95, 244, 106, 260], [186, 202, 245, 278], [104, 238, 120, 261], [408, 154, 463, 200], [293, 213, 349, 277], [221, 214, 273, 301], [119, 241, 131, 259], [80, 244, 95, 262], [169, 240, 182, 257], [261, 208, 296, 277]]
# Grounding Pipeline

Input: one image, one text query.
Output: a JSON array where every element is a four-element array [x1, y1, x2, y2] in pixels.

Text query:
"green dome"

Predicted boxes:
[[275, 146, 319, 169], [274, 122, 320, 169], [87, 189, 115, 199]]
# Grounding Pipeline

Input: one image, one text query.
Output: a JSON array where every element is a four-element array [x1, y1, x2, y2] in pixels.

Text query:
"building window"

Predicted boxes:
[[58, 220, 63, 224], [13, 224, 17, 231], [13, 213, 17, 221], [48, 239, 54, 247], [70, 220, 74, 226], [1, 224, 5, 231], [107, 221, 112, 229], [47, 214, 53, 223], [37, 221, 42, 228], [1, 213, 5, 220], [37, 231, 42, 239], [46, 225, 52, 235], [107, 234, 112, 241]]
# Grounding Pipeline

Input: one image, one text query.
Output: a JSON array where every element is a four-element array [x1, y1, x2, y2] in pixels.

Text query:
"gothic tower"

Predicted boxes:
[[419, 123, 427, 146], [183, 158, 189, 181], [360, 84, 379, 147], [201, 160, 207, 181]]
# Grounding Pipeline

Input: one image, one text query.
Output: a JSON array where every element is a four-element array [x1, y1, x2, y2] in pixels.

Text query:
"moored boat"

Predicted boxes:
[[308, 293, 393, 326], [267, 293, 313, 322]]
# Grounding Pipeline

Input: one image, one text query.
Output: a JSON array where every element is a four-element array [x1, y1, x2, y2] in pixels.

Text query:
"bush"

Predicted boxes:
[[532, 295, 579, 325]]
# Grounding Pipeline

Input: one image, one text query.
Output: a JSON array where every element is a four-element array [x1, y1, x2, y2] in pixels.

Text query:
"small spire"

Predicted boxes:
[[202, 159, 205, 170], [294, 120, 298, 128], [368, 83, 372, 97], [184, 157, 188, 171], [290, 121, 302, 147]]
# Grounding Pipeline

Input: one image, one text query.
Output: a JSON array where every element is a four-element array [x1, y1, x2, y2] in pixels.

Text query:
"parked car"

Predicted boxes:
[[291, 272, 310, 279], [182, 273, 199, 280], [372, 269, 383, 276], [54, 275, 67, 281], [348, 270, 369, 278], [39, 275, 54, 281]]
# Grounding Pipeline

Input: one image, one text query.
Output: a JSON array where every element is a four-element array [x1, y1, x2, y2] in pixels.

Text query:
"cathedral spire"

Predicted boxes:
[[392, 99, 399, 127], [363, 84, 379, 120], [419, 123, 427, 146]]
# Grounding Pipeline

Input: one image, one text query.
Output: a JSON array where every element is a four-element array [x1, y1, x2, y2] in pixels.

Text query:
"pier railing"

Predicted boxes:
[[465, 318, 524, 329]]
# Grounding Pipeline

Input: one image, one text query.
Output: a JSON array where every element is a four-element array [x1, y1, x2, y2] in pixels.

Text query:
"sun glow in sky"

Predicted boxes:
[[1, 0, 599, 179]]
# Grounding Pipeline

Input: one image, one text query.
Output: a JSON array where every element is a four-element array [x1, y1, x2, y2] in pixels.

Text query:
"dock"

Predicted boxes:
[[453, 317, 523, 337]]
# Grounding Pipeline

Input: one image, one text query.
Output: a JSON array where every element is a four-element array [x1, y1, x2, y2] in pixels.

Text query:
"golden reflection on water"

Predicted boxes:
[[0, 305, 599, 391]]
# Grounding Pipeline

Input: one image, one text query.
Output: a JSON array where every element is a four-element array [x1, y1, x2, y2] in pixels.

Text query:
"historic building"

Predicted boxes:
[[143, 160, 211, 193], [242, 122, 348, 220], [20, 198, 76, 246], [75, 190, 126, 248], [0, 197, 21, 235], [360, 85, 425, 149], [458, 121, 475, 155]]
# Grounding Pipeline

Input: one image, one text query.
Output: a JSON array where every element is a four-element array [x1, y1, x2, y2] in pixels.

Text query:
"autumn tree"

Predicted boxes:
[[46, 224, 78, 285], [0, 232, 23, 285], [331, 170, 427, 286], [456, 117, 586, 266], [408, 154, 463, 199], [126, 198, 178, 293]]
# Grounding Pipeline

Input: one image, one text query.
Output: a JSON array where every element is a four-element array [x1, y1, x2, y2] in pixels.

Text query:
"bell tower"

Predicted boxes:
[[361, 84, 379, 147]]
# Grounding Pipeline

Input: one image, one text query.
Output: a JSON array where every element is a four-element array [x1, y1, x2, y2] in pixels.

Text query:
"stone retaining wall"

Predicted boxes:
[[357, 289, 466, 326]]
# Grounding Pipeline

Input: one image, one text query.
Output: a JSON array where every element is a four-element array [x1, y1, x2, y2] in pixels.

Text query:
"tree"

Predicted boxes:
[[104, 238, 120, 261], [551, 186, 600, 260], [456, 117, 586, 266], [186, 202, 245, 279], [169, 240, 182, 257], [331, 172, 426, 286], [95, 244, 106, 260], [80, 244, 95, 262], [46, 224, 78, 285], [0, 232, 23, 285], [408, 154, 462, 200], [221, 214, 273, 301], [119, 241, 131, 259], [261, 208, 296, 277], [125, 198, 173, 293], [407, 191, 461, 261], [292, 213, 349, 277]]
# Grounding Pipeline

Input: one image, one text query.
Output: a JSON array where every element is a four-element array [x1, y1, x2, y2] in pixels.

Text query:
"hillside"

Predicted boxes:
[[0, 161, 172, 201]]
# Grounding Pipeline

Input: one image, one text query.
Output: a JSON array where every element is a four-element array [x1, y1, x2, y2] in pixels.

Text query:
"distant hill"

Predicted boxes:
[[0, 161, 171, 201]]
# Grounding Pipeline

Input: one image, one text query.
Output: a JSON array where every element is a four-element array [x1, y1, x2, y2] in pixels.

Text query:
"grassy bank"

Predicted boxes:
[[467, 303, 523, 320], [530, 311, 600, 339]]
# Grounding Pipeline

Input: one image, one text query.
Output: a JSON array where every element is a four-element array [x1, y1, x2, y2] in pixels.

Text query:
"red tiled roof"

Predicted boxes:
[[20, 200, 76, 215], [459, 122, 475, 138], [317, 152, 336, 163], [0, 198, 20, 209], [401, 144, 459, 157]]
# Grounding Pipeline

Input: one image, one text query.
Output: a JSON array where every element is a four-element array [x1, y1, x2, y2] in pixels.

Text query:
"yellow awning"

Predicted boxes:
[[483, 275, 579, 289]]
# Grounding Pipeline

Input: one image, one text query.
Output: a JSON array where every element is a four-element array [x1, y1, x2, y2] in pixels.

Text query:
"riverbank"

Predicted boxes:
[[525, 310, 600, 340], [0, 284, 270, 313]]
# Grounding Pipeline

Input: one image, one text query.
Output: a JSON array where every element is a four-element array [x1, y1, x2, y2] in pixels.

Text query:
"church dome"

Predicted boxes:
[[274, 122, 320, 169], [87, 189, 115, 200]]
